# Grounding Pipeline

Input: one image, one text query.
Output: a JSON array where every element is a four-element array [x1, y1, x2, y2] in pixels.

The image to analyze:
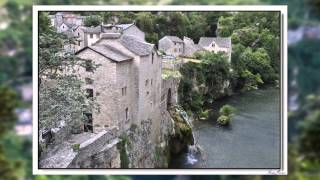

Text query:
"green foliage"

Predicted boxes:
[[117, 136, 130, 168], [297, 95, 320, 164], [201, 52, 231, 98], [0, 86, 21, 180], [240, 69, 264, 90], [72, 144, 80, 152], [217, 12, 280, 91], [199, 109, 209, 120], [39, 14, 96, 134], [217, 105, 236, 126], [39, 12, 51, 33], [84, 15, 102, 27], [217, 16, 234, 37], [219, 105, 236, 117], [0, 86, 18, 138], [162, 69, 182, 80], [179, 53, 231, 115], [217, 115, 230, 125], [289, 39, 320, 99], [239, 48, 276, 83]]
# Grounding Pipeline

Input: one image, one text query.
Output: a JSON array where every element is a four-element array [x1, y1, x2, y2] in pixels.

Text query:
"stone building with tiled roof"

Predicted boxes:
[[158, 35, 184, 57], [75, 32, 162, 134], [198, 37, 232, 62], [183, 36, 205, 57], [72, 23, 145, 52]]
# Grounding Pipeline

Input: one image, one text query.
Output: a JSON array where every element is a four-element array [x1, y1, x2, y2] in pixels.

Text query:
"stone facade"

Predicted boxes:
[[159, 36, 184, 57], [41, 15, 191, 168], [72, 32, 182, 168], [183, 36, 205, 57], [49, 12, 85, 31], [198, 37, 232, 62]]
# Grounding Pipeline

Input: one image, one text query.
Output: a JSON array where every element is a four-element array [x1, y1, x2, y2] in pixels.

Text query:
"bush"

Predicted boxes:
[[219, 105, 236, 117], [199, 109, 209, 120], [217, 105, 236, 126], [72, 144, 80, 152], [217, 115, 230, 125]]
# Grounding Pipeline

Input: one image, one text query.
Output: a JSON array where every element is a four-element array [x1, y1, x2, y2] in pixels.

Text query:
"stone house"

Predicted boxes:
[[182, 36, 205, 57], [75, 33, 162, 134], [49, 12, 85, 30], [73, 23, 145, 52], [198, 37, 232, 62], [158, 36, 184, 57]]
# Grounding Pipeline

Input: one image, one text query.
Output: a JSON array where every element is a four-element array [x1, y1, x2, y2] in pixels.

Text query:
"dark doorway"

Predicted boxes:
[[167, 88, 172, 110], [83, 113, 93, 133]]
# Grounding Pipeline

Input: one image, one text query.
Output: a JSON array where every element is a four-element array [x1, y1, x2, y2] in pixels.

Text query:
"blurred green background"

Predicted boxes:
[[0, 0, 320, 180]]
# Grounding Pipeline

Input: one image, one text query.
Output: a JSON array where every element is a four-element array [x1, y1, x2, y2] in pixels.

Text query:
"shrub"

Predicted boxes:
[[219, 105, 236, 117], [217, 105, 236, 126], [217, 115, 230, 125], [199, 109, 209, 120], [72, 144, 80, 152]]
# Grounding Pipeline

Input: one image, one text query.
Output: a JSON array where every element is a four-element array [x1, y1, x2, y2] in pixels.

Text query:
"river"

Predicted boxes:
[[170, 87, 281, 168]]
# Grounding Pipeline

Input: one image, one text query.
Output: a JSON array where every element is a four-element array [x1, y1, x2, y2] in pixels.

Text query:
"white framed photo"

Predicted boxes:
[[33, 5, 287, 175]]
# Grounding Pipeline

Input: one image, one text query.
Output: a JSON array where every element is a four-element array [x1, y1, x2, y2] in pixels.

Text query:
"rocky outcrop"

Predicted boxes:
[[168, 105, 194, 154]]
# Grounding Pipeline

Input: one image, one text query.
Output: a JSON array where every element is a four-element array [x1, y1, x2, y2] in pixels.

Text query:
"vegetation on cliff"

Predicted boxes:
[[178, 12, 280, 117], [178, 52, 231, 116], [168, 106, 194, 154]]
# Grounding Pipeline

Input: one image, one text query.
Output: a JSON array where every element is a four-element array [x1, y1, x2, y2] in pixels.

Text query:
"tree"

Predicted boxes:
[[217, 16, 234, 37], [239, 48, 276, 83], [39, 12, 51, 33], [0, 86, 18, 138], [84, 15, 102, 27], [186, 12, 208, 42], [38, 14, 95, 136], [0, 86, 21, 180]]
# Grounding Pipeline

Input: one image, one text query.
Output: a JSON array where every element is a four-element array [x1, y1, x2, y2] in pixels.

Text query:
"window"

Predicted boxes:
[[212, 43, 215, 47], [151, 52, 154, 64], [174, 42, 176, 45], [78, 41, 80, 46], [85, 78, 93, 84], [145, 79, 149, 86], [86, 89, 93, 98], [125, 108, 129, 121], [85, 60, 93, 72], [122, 86, 127, 96], [78, 32, 80, 36], [151, 79, 153, 86], [90, 34, 93, 38], [83, 113, 93, 132]]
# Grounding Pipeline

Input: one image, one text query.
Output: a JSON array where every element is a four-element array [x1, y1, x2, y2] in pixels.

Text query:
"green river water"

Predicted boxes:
[[170, 87, 281, 168]]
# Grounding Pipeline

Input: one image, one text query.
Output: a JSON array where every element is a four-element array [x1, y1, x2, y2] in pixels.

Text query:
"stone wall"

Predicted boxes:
[[68, 127, 120, 168], [76, 48, 119, 132]]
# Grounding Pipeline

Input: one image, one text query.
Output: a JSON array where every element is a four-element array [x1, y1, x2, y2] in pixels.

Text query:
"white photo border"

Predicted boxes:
[[32, 5, 288, 175]]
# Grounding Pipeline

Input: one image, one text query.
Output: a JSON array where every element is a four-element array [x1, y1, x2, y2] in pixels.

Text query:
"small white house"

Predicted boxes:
[[198, 37, 232, 62]]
